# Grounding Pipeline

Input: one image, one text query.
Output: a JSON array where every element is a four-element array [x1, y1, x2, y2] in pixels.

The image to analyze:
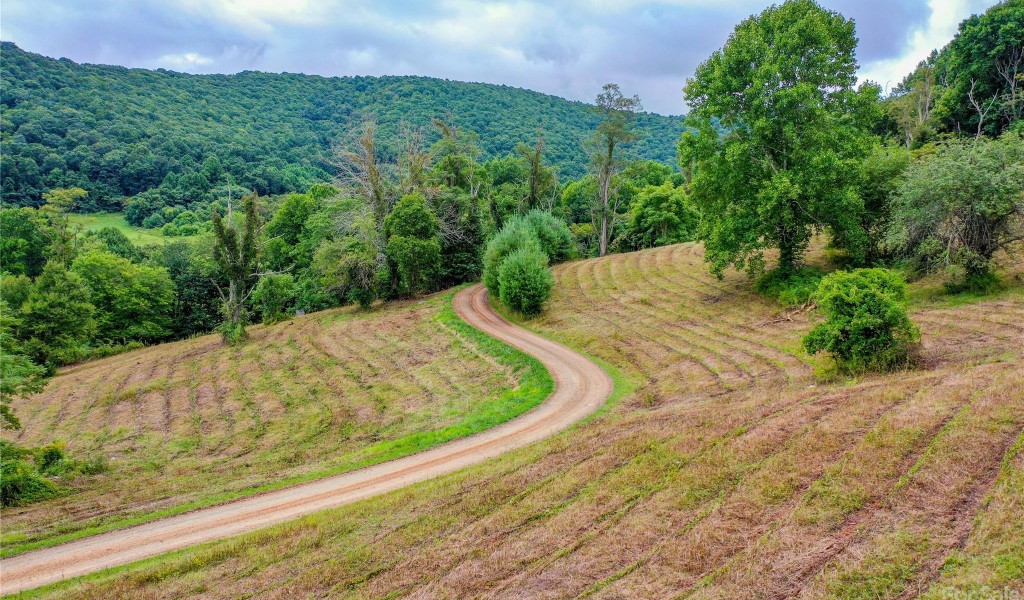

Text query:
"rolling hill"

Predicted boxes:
[[13, 243, 1024, 598], [0, 42, 687, 210], [1, 291, 550, 557]]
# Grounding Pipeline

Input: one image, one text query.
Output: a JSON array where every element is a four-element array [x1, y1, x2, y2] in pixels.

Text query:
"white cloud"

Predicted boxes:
[[155, 51, 214, 70]]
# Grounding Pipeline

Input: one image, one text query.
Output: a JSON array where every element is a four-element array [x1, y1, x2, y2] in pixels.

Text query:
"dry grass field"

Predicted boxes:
[[27, 243, 1024, 599], [2, 292, 544, 556]]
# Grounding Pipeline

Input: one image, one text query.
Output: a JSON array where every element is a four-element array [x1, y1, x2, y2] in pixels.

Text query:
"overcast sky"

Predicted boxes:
[[1, 0, 1000, 115]]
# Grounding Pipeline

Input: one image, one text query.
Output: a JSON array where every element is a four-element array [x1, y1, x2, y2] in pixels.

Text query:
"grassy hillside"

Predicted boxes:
[[1, 291, 550, 556], [68, 212, 196, 245], [28, 243, 1024, 599], [0, 41, 686, 209]]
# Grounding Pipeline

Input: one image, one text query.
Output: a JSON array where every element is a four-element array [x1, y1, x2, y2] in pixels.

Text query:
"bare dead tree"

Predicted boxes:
[[996, 47, 1023, 126], [398, 121, 431, 195], [331, 120, 390, 225], [431, 198, 472, 245], [967, 78, 998, 139], [590, 83, 642, 256], [919, 67, 936, 125]]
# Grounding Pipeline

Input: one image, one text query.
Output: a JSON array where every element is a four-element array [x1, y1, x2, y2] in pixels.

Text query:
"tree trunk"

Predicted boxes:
[[597, 142, 614, 257], [599, 212, 609, 257], [778, 239, 797, 275], [227, 279, 245, 327]]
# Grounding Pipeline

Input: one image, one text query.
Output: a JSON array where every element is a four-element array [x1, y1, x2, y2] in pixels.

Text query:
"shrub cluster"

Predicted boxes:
[[482, 210, 573, 316], [803, 269, 919, 374], [498, 249, 554, 315], [0, 440, 107, 507], [252, 274, 297, 324], [755, 267, 824, 307]]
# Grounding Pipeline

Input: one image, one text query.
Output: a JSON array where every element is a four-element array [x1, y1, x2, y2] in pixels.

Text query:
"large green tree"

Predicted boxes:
[[680, 0, 875, 276], [71, 250, 175, 343], [936, 0, 1024, 137], [17, 263, 96, 370], [157, 240, 224, 339], [885, 133, 1024, 289], [621, 182, 697, 251], [0, 208, 48, 277], [384, 193, 441, 297]]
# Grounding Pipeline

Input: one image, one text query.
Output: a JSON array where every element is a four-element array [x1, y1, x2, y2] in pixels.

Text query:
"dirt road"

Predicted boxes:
[[0, 285, 613, 594]]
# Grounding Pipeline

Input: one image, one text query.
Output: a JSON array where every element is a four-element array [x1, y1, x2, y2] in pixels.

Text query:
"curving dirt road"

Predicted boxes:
[[0, 284, 612, 594]]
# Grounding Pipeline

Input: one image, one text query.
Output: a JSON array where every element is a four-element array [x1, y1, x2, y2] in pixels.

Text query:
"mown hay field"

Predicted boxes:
[[28, 243, 1024, 599], [2, 292, 536, 555]]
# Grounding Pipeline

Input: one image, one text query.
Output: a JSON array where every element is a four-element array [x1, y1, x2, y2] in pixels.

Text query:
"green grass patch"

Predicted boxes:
[[69, 212, 202, 246], [907, 274, 1024, 310], [827, 530, 931, 599], [0, 289, 554, 559]]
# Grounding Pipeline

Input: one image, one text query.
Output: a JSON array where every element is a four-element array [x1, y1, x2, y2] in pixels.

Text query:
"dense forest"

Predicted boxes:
[[0, 42, 686, 211]]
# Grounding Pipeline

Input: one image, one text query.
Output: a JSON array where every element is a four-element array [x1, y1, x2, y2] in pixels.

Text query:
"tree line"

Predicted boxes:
[[0, 41, 686, 212]]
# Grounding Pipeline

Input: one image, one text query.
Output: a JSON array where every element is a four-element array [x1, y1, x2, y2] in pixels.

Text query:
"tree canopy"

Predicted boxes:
[[0, 42, 685, 211], [680, 0, 876, 276]]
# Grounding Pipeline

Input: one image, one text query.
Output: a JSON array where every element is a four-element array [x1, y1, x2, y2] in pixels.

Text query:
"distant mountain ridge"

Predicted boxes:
[[0, 42, 687, 209]]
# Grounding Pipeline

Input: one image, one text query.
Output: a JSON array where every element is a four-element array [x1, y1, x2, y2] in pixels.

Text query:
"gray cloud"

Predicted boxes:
[[0, 0, 996, 114]]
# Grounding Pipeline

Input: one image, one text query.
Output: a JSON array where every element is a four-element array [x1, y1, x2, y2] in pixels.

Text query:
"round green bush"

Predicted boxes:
[[252, 274, 297, 324], [384, 193, 439, 239], [497, 248, 553, 316], [482, 222, 540, 297], [142, 212, 166, 229], [803, 268, 919, 373], [523, 210, 575, 263]]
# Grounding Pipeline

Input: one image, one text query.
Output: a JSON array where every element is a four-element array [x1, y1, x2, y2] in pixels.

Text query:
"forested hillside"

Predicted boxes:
[[0, 42, 685, 210]]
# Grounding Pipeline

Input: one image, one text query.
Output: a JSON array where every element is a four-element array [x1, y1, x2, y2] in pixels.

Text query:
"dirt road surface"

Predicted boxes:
[[0, 284, 612, 594]]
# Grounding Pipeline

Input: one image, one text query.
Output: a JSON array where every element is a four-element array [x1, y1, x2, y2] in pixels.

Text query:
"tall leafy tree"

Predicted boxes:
[[211, 194, 264, 342], [0, 208, 48, 277], [39, 187, 87, 266], [17, 263, 96, 370], [936, 0, 1024, 137], [621, 182, 697, 251], [680, 0, 875, 276], [384, 193, 441, 297], [71, 250, 175, 343], [885, 133, 1024, 289], [158, 240, 223, 339], [590, 84, 642, 257], [312, 206, 383, 309]]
